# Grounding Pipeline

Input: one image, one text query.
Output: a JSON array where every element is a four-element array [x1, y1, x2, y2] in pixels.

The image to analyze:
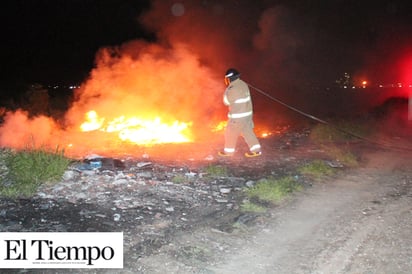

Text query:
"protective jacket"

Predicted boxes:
[[223, 78, 253, 119], [221, 78, 261, 155]]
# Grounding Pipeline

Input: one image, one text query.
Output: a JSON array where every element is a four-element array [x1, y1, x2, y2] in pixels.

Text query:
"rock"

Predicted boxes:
[[113, 213, 121, 222], [62, 170, 80, 181], [137, 162, 152, 168], [165, 207, 175, 212], [219, 188, 232, 194], [113, 178, 129, 185]]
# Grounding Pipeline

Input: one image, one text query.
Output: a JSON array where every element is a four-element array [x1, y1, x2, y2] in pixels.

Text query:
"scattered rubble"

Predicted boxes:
[[0, 127, 355, 272]]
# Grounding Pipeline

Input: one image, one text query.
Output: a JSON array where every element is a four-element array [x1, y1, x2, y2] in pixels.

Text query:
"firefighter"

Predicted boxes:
[[218, 68, 262, 157]]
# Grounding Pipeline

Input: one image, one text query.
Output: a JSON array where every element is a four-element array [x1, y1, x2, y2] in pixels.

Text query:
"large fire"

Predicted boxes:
[[0, 2, 298, 160], [0, 43, 225, 159], [80, 110, 193, 145]]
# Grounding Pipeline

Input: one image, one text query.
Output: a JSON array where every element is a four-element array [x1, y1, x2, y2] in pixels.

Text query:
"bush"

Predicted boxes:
[[309, 120, 372, 143], [298, 160, 336, 180], [240, 201, 267, 213], [1, 147, 71, 198], [203, 164, 228, 177], [245, 176, 302, 205]]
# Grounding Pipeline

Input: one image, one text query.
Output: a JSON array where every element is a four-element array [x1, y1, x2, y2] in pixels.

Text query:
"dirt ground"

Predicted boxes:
[[1, 124, 412, 274], [133, 141, 412, 274]]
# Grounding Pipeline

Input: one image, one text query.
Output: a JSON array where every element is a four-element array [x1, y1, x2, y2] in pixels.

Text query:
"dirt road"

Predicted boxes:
[[138, 148, 412, 274]]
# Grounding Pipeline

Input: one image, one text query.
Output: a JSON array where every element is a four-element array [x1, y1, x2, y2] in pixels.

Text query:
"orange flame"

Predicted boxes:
[[80, 110, 193, 145], [0, 44, 224, 159], [80, 110, 105, 131], [212, 120, 227, 132]]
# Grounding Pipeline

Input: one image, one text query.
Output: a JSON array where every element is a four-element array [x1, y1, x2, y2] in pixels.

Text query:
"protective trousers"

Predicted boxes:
[[224, 116, 260, 154]]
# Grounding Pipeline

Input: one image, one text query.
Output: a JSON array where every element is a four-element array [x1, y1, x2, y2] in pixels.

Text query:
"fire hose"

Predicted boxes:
[[246, 81, 412, 152]]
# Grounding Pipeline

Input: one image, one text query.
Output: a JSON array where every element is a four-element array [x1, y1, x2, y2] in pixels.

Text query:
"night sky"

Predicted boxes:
[[1, 0, 412, 92], [0, 0, 152, 87]]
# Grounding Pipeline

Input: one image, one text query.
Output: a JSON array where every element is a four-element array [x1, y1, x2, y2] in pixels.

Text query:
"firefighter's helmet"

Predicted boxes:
[[225, 68, 240, 83]]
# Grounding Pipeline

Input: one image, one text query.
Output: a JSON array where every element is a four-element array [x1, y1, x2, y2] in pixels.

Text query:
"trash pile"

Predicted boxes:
[[0, 127, 343, 271]]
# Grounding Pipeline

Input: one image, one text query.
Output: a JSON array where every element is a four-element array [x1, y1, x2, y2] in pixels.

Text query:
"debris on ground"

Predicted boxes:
[[0, 127, 367, 272]]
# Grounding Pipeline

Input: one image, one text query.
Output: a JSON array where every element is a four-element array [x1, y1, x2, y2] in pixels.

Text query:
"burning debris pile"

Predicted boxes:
[[0, 43, 224, 159], [0, 1, 321, 160], [1, 0, 410, 163]]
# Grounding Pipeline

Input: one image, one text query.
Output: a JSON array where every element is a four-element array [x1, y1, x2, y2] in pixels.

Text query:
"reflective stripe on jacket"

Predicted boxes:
[[223, 78, 253, 119]]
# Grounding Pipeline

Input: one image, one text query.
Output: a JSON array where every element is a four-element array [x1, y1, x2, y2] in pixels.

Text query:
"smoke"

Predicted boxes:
[[140, 0, 315, 124], [65, 41, 223, 129], [1, 0, 314, 156], [6, 0, 408, 157], [0, 109, 63, 149]]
